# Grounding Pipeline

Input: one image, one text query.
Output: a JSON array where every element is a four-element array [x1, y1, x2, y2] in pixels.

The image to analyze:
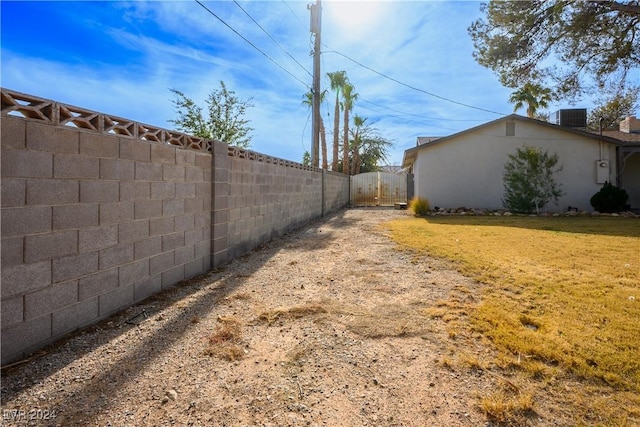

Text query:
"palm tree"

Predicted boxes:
[[342, 82, 358, 174], [351, 114, 367, 175], [327, 71, 347, 171], [509, 82, 553, 118], [303, 90, 328, 169]]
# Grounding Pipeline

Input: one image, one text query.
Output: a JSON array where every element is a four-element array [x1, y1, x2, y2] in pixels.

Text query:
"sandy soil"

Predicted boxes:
[[2, 208, 531, 426]]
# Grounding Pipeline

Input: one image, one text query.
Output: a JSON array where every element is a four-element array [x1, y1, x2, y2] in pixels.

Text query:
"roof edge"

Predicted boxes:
[[402, 114, 624, 168]]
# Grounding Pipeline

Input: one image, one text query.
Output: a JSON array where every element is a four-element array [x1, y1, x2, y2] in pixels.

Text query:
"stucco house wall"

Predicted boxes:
[[408, 115, 619, 211], [621, 153, 640, 208], [604, 116, 640, 209]]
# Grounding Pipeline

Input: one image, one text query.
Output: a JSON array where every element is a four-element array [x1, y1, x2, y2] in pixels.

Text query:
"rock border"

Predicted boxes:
[[424, 207, 639, 218]]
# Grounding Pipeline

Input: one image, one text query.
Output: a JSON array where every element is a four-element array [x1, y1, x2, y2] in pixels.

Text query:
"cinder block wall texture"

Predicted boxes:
[[209, 142, 350, 267], [324, 171, 351, 214], [0, 89, 349, 364]]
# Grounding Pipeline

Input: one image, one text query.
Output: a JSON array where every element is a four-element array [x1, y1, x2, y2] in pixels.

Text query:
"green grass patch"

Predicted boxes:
[[386, 215, 640, 394]]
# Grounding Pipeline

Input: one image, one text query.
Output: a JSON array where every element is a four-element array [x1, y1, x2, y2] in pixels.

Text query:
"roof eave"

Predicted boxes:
[[402, 114, 624, 162]]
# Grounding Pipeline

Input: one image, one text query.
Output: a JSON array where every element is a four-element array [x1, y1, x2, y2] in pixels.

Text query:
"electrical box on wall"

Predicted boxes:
[[596, 160, 609, 184]]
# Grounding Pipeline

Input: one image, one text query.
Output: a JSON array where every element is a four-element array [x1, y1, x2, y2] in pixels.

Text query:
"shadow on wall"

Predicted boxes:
[[0, 208, 351, 425]]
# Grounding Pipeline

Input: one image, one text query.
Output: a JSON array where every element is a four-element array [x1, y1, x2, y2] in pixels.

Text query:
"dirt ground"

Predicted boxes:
[[2, 208, 540, 426]]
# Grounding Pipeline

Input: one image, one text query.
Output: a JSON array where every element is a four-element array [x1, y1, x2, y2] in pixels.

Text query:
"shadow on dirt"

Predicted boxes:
[[0, 208, 363, 425]]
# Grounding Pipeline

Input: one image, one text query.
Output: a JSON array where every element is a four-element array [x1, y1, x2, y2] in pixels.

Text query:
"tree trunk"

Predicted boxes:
[[343, 108, 350, 174], [320, 115, 328, 170], [332, 96, 340, 171], [351, 131, 359, 175]]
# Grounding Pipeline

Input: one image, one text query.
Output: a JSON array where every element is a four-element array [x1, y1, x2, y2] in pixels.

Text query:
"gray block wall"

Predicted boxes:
[[1, 89, 349, 365], [1, 114, 212, 364], [210, 142, 349, 267], [324, 170, 351, 214]]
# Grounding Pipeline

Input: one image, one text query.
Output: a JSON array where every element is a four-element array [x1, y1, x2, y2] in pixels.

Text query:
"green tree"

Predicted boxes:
[[502, 145, 564, 214], [587, 88, 640, 130], [342, 82, 358, 175], [351, 114, 367, 175], [508, 82, 553, 118], [469, 1, 640, 99], [346, 124, 393, 174], [169, 81, 253, 148], [303, 90, 328, 169], [302, 150, 311, 166], [533, 111, 550, 122], [333, 130, 392, 173], [327, 71, 347, 171], [358, 134, 393, 173]]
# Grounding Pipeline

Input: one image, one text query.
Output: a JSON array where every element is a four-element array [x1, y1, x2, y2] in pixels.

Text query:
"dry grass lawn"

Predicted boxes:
[[386, 215, 640, 424]]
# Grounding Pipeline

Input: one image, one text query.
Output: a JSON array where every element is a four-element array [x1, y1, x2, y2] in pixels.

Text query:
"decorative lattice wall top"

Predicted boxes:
[[1, 88, 316, 171]]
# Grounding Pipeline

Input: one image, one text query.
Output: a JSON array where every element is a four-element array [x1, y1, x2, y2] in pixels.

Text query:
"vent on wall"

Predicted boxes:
[[506, 121, 515, 136], [555, 109, 587, 128]]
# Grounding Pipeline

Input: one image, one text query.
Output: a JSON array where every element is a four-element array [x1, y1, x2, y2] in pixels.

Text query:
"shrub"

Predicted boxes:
[[409, 197, 430, 216], [590, 181, 629, 213], [502, 145, 564, 214]]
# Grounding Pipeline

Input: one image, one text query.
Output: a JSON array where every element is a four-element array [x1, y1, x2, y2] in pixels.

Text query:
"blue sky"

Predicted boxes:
[[1, 1, 631, 166]]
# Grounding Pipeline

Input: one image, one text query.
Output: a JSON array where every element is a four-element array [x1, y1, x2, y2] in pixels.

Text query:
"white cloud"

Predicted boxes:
[[3, 1, 636, 166]]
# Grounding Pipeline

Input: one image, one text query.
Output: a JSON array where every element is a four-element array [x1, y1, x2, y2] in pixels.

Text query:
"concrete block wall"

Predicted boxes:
[[1, 114, 212, 364], [225, 157, 322, 259], [324, 170, 351, 214], [1, 89, 349, 365], [210, 141, 320, 266], [210, 141, 350, 267]]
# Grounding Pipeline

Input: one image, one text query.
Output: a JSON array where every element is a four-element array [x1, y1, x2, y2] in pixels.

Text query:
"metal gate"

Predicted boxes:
[[350, 172, 408, 206]]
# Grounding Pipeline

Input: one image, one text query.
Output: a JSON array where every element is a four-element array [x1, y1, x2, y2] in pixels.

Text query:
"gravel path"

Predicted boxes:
[[2, 208, 499, 426]]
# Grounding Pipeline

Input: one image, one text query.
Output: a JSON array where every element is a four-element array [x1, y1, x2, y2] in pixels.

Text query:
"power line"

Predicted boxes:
[[233, 0, 312, 77], [197, 0, 510, 135], [357, 98, 587, 140], [358, 97, 492, 122], [324, 49, 509, 116], [357, 103, 436, 128], [194, 0, 310, 89], [355, 101, 464, 133], [281, 0, 309, 34]]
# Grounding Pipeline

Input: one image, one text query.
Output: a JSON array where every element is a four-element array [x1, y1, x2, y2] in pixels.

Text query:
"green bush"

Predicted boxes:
[[502, 145, 564, 214], [409, 197, 430, 216], [590, 181, 629, 213]]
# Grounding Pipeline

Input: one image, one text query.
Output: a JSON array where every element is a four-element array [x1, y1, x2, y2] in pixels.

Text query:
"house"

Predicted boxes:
[[600, 116, 640, 210], [402, 113, 637, 212]]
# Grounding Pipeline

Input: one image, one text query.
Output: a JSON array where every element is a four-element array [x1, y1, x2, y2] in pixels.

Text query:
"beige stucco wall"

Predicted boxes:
[[413, 120, 618, 211]]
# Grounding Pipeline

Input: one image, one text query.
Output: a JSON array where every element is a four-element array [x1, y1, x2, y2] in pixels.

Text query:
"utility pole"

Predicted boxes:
[[309, 0, 322, 168]]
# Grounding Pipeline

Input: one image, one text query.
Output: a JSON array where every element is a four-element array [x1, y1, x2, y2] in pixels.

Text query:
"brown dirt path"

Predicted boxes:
[[2, 208, 505, 426]]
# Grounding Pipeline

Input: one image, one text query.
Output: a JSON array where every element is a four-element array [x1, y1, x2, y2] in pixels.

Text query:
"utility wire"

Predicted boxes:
[[359, 97, 492, 122], [281, 0, 309, 34], [324, 49, 508, 116], [355, 101, 463, 132], [233, 0, 312, 77], [195, 0, 310, 89], [357, 101, 593, 141], [197, 1, 508, 132], [357, 103, 436, 127]]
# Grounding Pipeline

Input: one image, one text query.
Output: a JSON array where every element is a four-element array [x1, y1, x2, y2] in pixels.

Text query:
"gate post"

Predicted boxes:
[[406, 173, 414, 202], [321, 169, 326, 217], [377, 172, 381, 206]]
